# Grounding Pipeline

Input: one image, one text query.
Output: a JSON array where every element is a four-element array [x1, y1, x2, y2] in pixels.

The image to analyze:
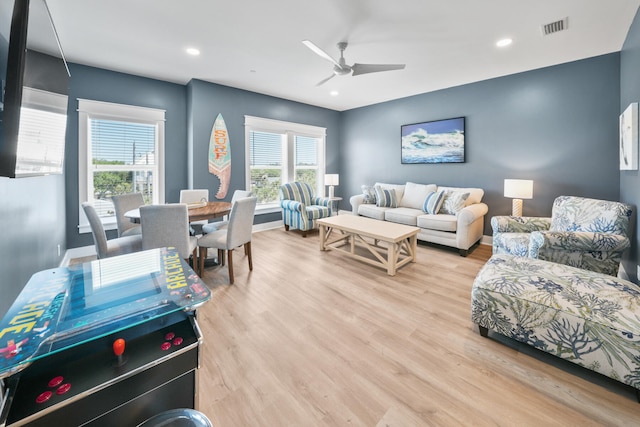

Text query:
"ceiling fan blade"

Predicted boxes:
[[302, 40, 343, 69], [351, 63, 406, 76], [315, 74, 336, 87]]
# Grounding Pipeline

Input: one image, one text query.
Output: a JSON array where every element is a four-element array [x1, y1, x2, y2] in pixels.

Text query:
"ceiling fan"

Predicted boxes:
[[302, 40, 406, 86]]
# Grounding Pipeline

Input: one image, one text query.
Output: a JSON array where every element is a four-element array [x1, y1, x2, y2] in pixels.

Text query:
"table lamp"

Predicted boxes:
[[504, 179, 533, 217], [325, 174, 339, 198]]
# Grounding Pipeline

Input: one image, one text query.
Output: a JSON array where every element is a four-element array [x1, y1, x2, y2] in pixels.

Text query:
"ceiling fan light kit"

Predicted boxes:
[[302, 40, 406, 86]]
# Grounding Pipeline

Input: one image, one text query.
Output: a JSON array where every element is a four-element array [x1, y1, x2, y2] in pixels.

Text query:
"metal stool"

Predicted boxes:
[[138, 408, 213, 427]]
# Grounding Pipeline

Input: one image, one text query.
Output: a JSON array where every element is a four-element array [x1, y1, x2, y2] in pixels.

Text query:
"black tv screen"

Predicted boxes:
[[0, 0, 70, 178]]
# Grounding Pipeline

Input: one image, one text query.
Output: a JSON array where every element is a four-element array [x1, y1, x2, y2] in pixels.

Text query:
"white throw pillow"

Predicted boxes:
[[402, 182, 437, 209]]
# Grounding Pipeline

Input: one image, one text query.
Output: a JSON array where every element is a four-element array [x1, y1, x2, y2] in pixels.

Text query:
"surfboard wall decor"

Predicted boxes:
[[208, 113, 231, 199]]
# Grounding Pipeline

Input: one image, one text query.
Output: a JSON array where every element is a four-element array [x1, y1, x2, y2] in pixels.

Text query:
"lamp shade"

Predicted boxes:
[[324, 174, 339, 186], [504, 179, 533, 199]]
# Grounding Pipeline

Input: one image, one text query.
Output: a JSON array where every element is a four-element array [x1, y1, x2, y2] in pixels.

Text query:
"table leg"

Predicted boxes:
[[410, 235, 418, 263], [319, 225, 327, 251], [388, 241, 397, 276]]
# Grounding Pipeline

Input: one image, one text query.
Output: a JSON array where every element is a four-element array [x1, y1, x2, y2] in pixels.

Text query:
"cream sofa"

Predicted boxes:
[[349, 182, 488, 256]]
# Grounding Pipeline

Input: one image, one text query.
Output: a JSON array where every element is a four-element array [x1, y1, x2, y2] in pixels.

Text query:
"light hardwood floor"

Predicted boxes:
[[195, 228, 640, 426]]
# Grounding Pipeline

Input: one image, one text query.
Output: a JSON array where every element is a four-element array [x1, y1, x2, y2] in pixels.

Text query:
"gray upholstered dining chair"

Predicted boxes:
[[180, 189, 209, 235], [139, 203, 198, 265], [82, 202, 142, 259], [111, 192, 144, 237], [197, 196, 257, 283], [201, 189, 251, 234]]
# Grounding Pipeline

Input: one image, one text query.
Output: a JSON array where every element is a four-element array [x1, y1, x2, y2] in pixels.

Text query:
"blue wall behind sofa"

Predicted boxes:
[[341, 53, 621, 237]]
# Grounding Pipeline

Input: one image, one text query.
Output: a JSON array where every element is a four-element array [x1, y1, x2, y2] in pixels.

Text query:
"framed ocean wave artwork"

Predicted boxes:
[[401, 117, 465, 164]]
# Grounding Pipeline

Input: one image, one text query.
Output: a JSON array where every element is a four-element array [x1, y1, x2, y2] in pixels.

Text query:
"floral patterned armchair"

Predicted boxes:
[[279, 182, 332, 237], [492, 195, 632, 276]]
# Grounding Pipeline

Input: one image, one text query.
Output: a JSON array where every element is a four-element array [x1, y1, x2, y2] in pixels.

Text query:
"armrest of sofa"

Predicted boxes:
[[457, 203, 489, 226], [491, 216, 551, 235], [349, 194, 365, 214], [529, 231, 631, 254]]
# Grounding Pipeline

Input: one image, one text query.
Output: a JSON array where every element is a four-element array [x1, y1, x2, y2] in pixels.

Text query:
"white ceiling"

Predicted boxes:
[[44, 0, 640, 111]]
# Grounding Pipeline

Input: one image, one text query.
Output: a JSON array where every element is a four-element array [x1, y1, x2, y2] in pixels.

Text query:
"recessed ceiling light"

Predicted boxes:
[[186, 47, 200, 56], [330, 90, 339, 97], [496, 38, 513, 48]]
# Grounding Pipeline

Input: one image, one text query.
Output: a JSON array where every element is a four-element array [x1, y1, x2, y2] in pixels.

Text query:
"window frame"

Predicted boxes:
[[244, 115, 326, 214], [78, 99, 165, 233]]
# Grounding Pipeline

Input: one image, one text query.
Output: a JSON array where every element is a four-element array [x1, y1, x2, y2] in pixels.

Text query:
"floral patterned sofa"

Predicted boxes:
[[491, 195, 632, 276], [472, 254, 640, 395]]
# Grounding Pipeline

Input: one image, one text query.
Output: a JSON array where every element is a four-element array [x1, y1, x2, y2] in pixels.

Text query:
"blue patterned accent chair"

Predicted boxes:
[[492, 196, 632, 276], [472, 254, 640, 396], [279, 182, 331, 237]]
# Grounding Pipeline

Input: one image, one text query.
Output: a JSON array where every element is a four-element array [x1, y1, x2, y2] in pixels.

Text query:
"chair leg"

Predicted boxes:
[[246, 242, 253, 271], [198, 247, 206, 277], [192, 248, 198, 269], [227, 249, 234, 284], [218, 249, 225, 266], [284, 225, 289, 231]]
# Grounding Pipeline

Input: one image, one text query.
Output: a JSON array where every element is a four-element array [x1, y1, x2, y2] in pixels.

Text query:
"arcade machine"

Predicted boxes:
[[0, 248, 211, 426]]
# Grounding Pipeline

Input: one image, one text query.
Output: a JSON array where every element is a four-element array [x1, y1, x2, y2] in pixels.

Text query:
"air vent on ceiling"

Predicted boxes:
[[541, 17, 568, 36]]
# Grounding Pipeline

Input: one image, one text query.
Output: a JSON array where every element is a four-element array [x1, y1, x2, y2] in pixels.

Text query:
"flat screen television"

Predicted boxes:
[[0, 0, 70, 178]]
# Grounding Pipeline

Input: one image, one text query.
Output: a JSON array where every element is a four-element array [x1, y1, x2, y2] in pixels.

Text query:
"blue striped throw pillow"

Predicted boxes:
[[374, 185, 398, 208], [423, 190, 445, 214]]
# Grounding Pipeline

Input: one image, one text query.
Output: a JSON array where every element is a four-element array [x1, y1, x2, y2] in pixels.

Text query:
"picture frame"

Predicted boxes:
[[620, 102, 638, 171], [401, 117, 465, 164]]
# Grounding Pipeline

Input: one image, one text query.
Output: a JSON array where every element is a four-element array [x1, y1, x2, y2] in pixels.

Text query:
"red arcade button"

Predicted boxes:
[[172, 337, 183, 346], [36, 391, 53, 404], [165, 332, 175, 341], [56, 383, 71, 395], [48, 376, 63, 388], [161, 342, 171, 351]]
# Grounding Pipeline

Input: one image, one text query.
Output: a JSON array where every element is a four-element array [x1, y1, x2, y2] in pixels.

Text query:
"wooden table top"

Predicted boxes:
[[125, 201, 233, 223], [317, 215, 420, 242]]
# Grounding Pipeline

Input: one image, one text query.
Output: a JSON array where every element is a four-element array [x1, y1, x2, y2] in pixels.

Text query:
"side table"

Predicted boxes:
[[328, 197, 342, 215]]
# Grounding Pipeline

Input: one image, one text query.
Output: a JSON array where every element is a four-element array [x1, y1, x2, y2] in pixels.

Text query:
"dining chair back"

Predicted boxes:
[[197, 196, 257, 283], [201, 189, 251, 234], [112, 193, 144, 237], [82, 202, 142, 259], [180, 189, 209, 235], [140, 204, 198, 263]]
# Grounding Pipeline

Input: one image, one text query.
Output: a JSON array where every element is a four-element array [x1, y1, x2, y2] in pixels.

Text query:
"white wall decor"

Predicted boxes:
[[620, 102, 638, 170]]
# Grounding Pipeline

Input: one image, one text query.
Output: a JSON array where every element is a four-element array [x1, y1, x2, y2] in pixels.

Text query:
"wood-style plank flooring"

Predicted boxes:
[[195, 227, 640, 426]]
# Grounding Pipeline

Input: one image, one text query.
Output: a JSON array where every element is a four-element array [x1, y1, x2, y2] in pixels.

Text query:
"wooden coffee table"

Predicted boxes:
[[317, 215, 420, 276]]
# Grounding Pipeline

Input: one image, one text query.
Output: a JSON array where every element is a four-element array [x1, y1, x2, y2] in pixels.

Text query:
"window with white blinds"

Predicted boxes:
[[78, 99, 165, 233], [245, 116, 326, 211]]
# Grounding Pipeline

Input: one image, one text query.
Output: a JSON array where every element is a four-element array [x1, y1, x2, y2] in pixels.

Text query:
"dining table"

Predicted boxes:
[[125, 201, 233, 270], [124, 201, 232, 224]]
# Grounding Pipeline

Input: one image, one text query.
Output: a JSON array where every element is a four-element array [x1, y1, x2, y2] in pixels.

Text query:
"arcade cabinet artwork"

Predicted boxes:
[[0, 248, 211, 427]]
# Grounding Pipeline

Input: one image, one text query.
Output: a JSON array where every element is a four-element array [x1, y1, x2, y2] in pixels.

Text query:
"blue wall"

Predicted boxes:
[[186, 79, 341, 224], [65, 64, 188, 249], [341, 53, 621, 235], [620, 7, 640, 282]]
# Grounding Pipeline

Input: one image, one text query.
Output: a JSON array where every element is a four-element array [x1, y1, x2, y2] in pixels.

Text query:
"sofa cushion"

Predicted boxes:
[[440, 191, 470, 215], [417, 213, 457, 232], [423, 190, 445, 214], [384, 207, 422, 226], [401, 182, 437, 209], [375, 185, 398, 208], [358, 204, 389, 220], [438, 186, 484, 206], [361, 185, 376, 204], [375, 182, 405, 204]]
